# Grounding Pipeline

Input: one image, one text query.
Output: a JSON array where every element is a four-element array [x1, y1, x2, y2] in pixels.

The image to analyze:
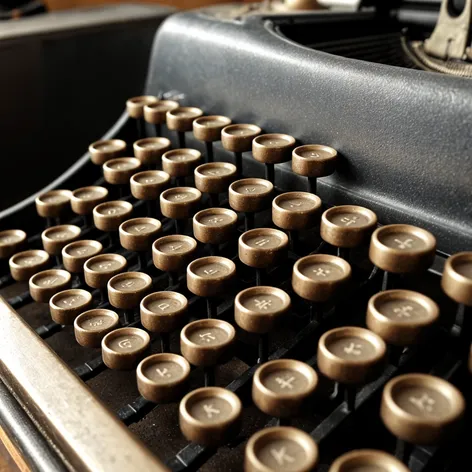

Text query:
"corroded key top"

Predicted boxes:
[[137, 353, 191, 403], [166, 106, 203, 147], [193, 208, 238, 248], [9, 249, 50, 282], [29, 269, 72, 303], [35, 189, 72, 221], [93, 201, 133, 232], [133, 137, 171, 168], [252, 359, 318, 420], [252, 133, 296, 184], [88, 139, 127, 166], [193, 115, 232, 162], [70, 186, 108, 217], [318, 326, 386, 411], [329, 449, 409, 472], [107, 271, 152, 312], [41, 224, 81, 257], [321, 205, 378, 258], [74, 308, 120, 348], [221, 123, 262, 174], [179, 387, 242, 446], [143, 99, 179, 136], [381, 373, 465, 446], [102, 327, 150, 370], [292, 144, 338, 194], [162, 149, 201, 184], [49, 288, 93, 325], [103, 157, 141, 186], [0, 229, 27, 259], [180, 318, 235, 386], [367, 290, 439, 349], [126, 95, 158, 119], [245, 426, 319, 472], [194, 162, 237, 206], [62, 240, 103, 274], [272, 192, 322, 231]]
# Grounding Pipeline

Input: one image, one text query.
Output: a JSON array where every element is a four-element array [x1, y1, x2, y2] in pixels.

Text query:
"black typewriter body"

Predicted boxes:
[[0, 2, 471, 472]]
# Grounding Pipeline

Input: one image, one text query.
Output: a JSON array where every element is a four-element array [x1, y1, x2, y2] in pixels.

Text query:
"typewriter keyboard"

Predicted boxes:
[[0, 95, 470, 472]]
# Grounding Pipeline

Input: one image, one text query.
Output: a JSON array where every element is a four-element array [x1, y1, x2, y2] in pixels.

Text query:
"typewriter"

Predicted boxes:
[[0, 0, 471, 471]]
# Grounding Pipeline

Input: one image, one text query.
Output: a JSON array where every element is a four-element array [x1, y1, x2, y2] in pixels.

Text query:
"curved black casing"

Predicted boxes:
[[144, 8, 472, 254]]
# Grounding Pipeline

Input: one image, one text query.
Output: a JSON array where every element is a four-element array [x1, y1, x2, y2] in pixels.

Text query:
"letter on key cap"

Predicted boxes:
[[0, 229, 26, 259], [29, 269, 72, 303], [9, 249, 50, 282]]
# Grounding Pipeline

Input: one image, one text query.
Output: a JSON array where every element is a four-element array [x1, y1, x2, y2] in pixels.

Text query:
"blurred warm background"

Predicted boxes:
[[45, 0, 239, 8]]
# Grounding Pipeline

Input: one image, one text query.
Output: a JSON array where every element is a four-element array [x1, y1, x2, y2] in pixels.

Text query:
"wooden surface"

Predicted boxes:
[[44, 0, 242, 11]]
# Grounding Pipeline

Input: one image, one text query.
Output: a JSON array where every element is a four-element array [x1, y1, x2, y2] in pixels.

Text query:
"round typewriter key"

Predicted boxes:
[[41, 224, 81, 258], [70, 186, 108, 222], [140, 291, 188, 351], [367, 290, 439, 349], [329, 449, 409, 472], [193, 208, 238, 247], [239, 228, 289, 285], [89, 139, 126, 166], [370, 224, 436, 274], [103, 157, 141, 187], [29, 269, 72, 303], [126, 95, 158, 119], [93, 200, 133, 233], [108, 272, 152, 323], [229, 178, 274, 231], [84, 253, 127, 301], [272, 192, 322, 231], [180, 387, 242, 446], [49, 288, 92, 325], [253, 359, 318, 420], [166, 106, 203, 147], [442, 252, 472, 306], [133, 137, 171, 167], [321, 205, 378, 257], [9, 249, 50, 282], [144, 99, 179, 136], [0, 229, 27, 259], [153, 235, 197, 285], [130, 170, 170, 203], [162, 149, 201, 184], [193, 115, 232, 162], [74, 308, 120, 348], [181, 318, 235, 385], [102, 327, 150, 370], [235, 286, 291, 333], [381, 373, 465, 448], [253, 133, 296, 184], [35, 189, 72, 221], [194, 162, 237, 206], [222, 123, 262, 174], [119, 217, 161, 269], [62, 240, 103, 274], [160, 187, 201, 233], [292, 254, 351, 304], [318, 326, 386, 411], [245, 426, 319, 472], [292, 144, 338, 194], [138, 353, 191, 403]]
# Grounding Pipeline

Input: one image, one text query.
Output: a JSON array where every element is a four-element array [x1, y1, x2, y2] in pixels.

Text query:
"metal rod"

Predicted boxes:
[[395, 440, 414, 466], [381, 270, 390, 291], [309, 302, 321, 322], [177, 131, 186, 148], [124, 310, 133, 325], [257, 333, 269, 364], [160, 333, 170, 353], [154, 123, 162, 137], [206, 298, 217, 319], [168, 272, 179, 288], [344, 385, 356, 412], [203, 367, 215, 387], [245, 212, 254, 231], [210, 193, 219, 207], [265, 163, 275, 184], [205, 141, 214, 163], [255, 269, 263, 286], [136, 118, 143, 139], [337, 247, 350, 261], [137, 252, 147, 271], [276, 417, 291, 427], [308, 177, 317, 194], [234, 151, 243, 175]]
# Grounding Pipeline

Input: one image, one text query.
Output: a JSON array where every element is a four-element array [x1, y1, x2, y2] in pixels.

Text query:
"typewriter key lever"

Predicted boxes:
[[35, 189, 72, 226], [130, 170, 170, 218], [166, 106, 203, 148], [88, 139, 126, 166], [162, 149, 201, 187], [62, 240, 103, 285], [245, 427, 319, 472], [74, 309, 120, 348], [160, 187, 202, 234], [133, 137, 171, 169], [381, 373, 465, 465], [126, 95, 158, 139], [0, 229, 26, 260], [49, 288, 93, 325], [9, 249, 50, 282], [70, 186, 108, 227], [143, 99, 179, 137], [41, 224, 81, 265], [194, 162, 237, 207]]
